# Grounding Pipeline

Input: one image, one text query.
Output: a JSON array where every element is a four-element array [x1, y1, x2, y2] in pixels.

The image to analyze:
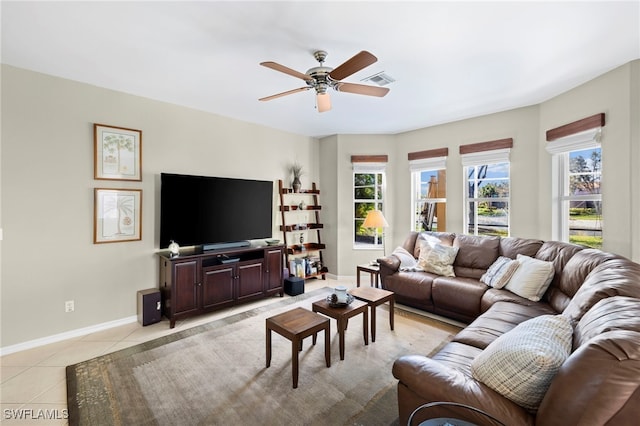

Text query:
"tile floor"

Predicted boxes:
[[0, 277, 347, 425]]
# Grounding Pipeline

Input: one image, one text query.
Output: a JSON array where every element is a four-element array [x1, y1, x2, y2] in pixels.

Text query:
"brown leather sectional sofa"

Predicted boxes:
[[378, 231, 640, 425]]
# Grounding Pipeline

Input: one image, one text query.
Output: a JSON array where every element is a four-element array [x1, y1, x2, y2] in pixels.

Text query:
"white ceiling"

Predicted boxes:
[[2, 1, 639, 138]]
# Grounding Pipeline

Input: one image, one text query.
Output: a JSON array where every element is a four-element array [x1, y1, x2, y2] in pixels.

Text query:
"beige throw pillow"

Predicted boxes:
[[481, 256, 520, 289], [471, 314, 572, 411], [417, 240, 459, 277], [504, 254, 555, 301]]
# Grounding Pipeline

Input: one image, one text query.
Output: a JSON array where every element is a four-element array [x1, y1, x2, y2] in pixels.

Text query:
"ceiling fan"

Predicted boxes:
[[259, 50, 390, 113]]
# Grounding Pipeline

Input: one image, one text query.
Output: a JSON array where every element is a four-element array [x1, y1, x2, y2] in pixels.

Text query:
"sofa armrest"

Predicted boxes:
[[392, 355, 532, 426], [377, 255, 400, 278]]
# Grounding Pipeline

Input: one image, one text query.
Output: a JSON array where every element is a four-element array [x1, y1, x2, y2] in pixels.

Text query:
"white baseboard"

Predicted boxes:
[[0, 315, 138, 356]]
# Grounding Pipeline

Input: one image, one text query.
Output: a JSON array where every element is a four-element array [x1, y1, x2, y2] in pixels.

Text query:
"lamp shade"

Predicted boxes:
[[362, 210, 389, 228], [317, 93, 331, 113]]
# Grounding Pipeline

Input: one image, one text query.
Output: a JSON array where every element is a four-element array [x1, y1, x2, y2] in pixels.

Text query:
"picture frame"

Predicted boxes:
[[94, 123, 142, 181], [94, 188, 142, 244]]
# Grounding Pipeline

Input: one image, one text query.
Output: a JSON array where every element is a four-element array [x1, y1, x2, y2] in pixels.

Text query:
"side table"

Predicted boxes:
[[312, 298, 368, 360], [357, 263, 380, 288], [349, 286, 394, 342], [266, 307, 331, 388]]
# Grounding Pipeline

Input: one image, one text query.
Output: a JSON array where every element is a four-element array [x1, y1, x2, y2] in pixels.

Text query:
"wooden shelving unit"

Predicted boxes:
[[278, 179, 328, 280]]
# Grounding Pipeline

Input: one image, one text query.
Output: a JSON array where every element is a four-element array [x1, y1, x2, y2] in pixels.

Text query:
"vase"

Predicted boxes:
[[168, 240, 180, 258], [292, 177, 301, 193]]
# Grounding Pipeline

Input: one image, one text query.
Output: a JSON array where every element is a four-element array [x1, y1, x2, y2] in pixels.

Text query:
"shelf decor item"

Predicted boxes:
[[94, 188, 142, 243], [168, 240, 180, 257], [290, 162, 303, 193], [94, 123, 142, 181]]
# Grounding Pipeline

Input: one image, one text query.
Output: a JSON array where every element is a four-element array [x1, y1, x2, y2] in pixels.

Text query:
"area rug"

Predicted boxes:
[[67, 287, 458, 425]]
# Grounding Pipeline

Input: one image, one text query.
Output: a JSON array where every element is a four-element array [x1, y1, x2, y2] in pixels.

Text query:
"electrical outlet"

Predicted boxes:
[[65, 300, 74, 313]]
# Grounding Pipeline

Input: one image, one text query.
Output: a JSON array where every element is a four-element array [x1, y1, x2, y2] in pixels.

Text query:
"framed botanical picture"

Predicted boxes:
[[94, 123, 142, 181], [94, 188, 142, 243]]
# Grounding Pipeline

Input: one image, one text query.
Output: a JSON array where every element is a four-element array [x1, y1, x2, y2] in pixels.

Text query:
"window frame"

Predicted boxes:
[[352, 163, 386, 250], [410, 157, 447, 233], [546, 128, 602, 245], [461, 148, 511, 237]]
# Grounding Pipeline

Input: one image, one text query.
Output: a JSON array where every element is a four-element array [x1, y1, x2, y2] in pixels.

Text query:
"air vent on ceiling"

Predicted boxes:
[[361, 71, 395, 86]]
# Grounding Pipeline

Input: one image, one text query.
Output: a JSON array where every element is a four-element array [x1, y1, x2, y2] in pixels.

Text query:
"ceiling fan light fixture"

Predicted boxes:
[[260, 49, 387, 113], [317, 93, 331, 113]]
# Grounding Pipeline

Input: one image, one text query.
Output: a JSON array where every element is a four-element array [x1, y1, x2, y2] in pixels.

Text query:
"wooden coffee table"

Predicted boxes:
[[312, 298, 368, 360], [349, 286, 394, 342], [266, 307, 331, 388]]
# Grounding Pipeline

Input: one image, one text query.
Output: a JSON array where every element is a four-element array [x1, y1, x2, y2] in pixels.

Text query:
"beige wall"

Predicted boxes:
[[538, 61, 639, 257], [320, 60, 639, 276], [393, 106, 541, 239], [2, 60, 639, 350], [1, 65, 318, 348], [319, 134, 396, 276]]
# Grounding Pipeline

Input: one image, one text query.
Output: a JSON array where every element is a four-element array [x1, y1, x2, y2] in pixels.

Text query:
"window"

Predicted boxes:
[[461, 140, 512, 237], [547, 127, 602, 248], [409, 155, 447, 232], [352, 159, 386, 249]]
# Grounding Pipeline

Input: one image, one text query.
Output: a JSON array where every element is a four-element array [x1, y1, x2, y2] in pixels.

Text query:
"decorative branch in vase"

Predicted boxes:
[[290, 162, 303, 193]]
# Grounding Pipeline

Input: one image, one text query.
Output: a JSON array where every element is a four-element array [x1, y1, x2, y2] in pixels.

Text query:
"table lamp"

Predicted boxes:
[[363, 209, 389, 260]]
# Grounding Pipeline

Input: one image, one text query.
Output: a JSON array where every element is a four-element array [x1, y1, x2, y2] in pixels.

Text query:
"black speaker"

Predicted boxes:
[[137, 289, 161, 326], [284, 277, 305, 296]]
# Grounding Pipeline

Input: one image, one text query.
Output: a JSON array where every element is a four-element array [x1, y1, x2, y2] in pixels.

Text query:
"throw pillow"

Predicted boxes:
[[471, 314, 572, 411], [417, 240, 459, 277], [504, 254, 555, 301], [481, 256, 520, 289], [391, 246, 419, 271]]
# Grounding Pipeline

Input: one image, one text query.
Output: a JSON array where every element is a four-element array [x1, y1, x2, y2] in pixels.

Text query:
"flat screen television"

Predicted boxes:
[[159, 173, 273, 249]]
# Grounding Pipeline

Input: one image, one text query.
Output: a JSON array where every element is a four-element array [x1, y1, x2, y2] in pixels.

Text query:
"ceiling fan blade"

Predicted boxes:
[[335, 82, 390, 97], [259, 87, 310, 102], [328, 51, 378, 81], [317, 93, 331, 113], [260, 61, 313, 81]]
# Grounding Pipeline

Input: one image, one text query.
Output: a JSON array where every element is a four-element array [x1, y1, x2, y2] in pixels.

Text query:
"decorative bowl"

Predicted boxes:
[[326, 293, 354, 308], [265, 239, 280, 245]]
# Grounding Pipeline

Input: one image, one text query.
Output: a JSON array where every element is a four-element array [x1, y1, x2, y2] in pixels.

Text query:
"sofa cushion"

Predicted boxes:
[[453, 234, 501, 279], [499, 237, 544, 259], [536, 329, 640, 426], [455, 300, 556, 350], [481, 256, 520, 289], [480, 288, 546, 313], [470, 314, 572, 411], [572, 296, 640, 350], [505, 254, 554, 301], [562, 258, 640, 325], [534, 241, 584, 311], [382, 271, 436, 311], [431, 341, 483, 377], [418, 240, 459, 277], [432, 277, 487, 320], [558, 249, 621, 299], [391, 246, 419, 271]]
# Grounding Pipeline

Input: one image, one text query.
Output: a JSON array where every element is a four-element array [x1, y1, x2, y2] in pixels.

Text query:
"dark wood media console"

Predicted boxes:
[[158, 244, 284, 328]]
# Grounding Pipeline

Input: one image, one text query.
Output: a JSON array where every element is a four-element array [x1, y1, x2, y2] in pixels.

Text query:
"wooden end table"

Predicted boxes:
[[312, 298, 368, 360], [349, 286, 394, 342], [266, 307, 330, 388], [357, 263, 380, 287]]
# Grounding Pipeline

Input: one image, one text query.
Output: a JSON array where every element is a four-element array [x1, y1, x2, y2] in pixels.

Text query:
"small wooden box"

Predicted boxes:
[[137, 289, 161, 326]]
